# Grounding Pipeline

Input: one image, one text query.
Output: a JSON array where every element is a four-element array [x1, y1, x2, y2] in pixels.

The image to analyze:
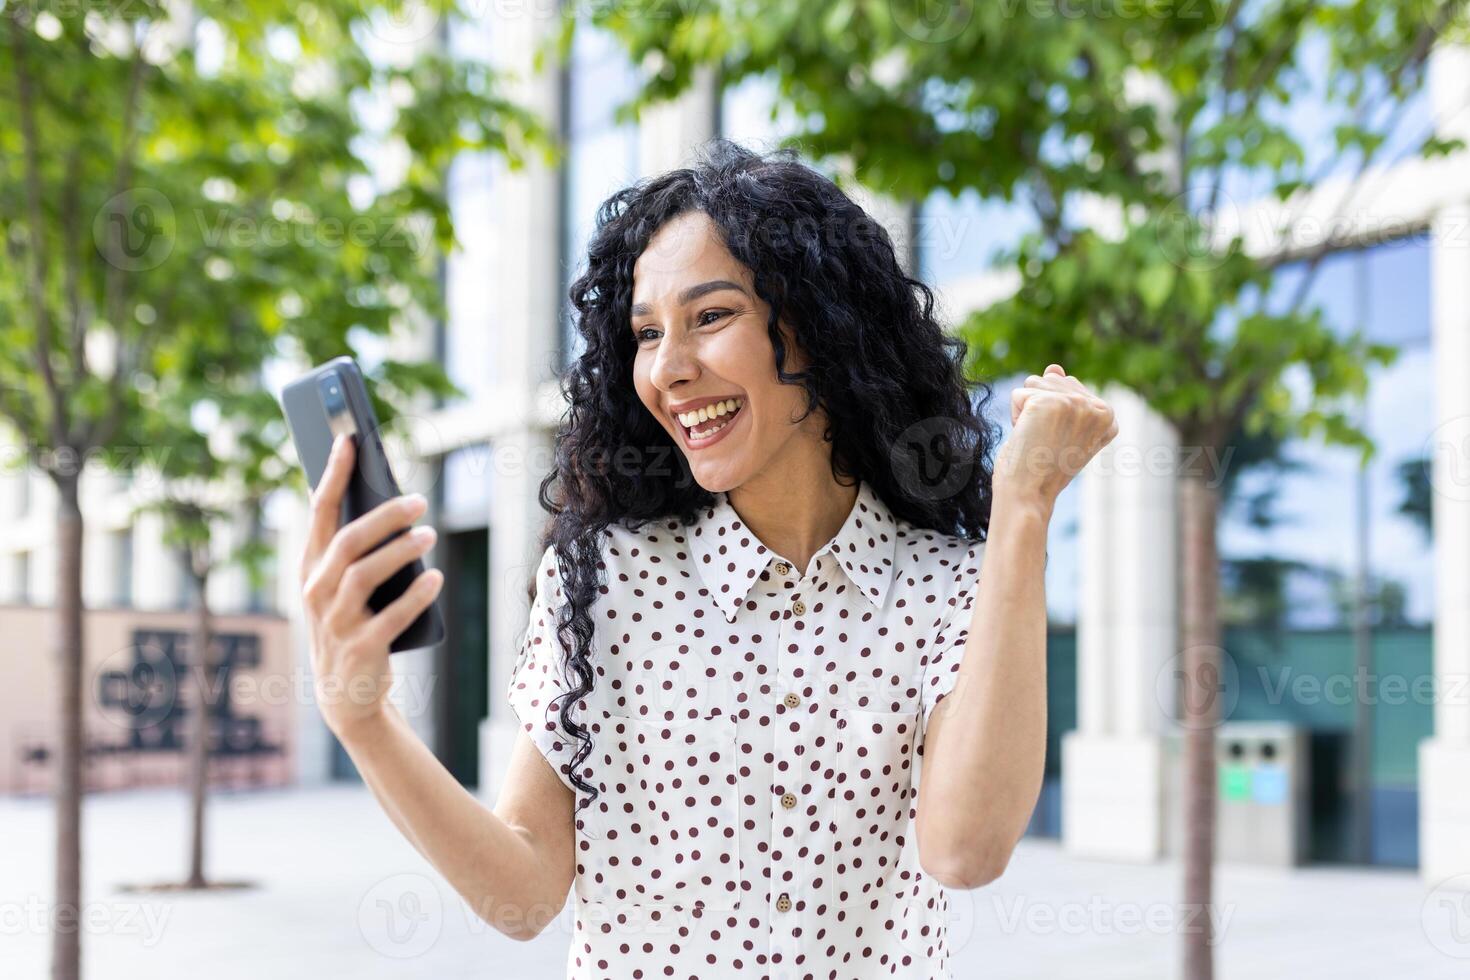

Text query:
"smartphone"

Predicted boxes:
[[279, 356, 446, 652]]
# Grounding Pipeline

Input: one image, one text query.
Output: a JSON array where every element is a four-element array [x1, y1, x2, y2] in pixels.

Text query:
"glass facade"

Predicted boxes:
[[558, 21, 641, 369], [438, 441, 493, 532], [1219, 234, 1434, 866], [441, 13, 500, 406]]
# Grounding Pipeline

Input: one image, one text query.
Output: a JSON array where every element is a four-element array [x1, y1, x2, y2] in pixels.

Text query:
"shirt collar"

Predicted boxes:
[[689, 479, 898, 623]]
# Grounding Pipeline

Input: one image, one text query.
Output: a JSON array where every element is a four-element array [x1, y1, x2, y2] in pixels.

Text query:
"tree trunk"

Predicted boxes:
[[51, 474, 84, 980], [185, 565, 214, 888], [1179, 469, 1221, 980]]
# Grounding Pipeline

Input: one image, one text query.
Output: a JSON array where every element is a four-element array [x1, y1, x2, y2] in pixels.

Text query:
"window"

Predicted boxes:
[[440, 13, 499, 406], [175, 548, 195, 610], [438, 442, 493, 532], [1220, 235, 1434, 631], [113, 529, 134, 608], [558, 21, 641, 369], [1218, 234, 1434, 866]]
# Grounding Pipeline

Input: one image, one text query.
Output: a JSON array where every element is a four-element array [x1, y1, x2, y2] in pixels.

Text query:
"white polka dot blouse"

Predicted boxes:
[[507, 479, 986, 979]]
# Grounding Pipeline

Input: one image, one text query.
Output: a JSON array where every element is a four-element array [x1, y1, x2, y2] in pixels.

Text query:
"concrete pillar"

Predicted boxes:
[[477, 0, 564, 800], [1062, 383, 1178, 860], [1418, 41, 1470, 889]]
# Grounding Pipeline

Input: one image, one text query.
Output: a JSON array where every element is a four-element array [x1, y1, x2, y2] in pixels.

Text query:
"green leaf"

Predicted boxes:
[[1137, 263, 1177, 312]]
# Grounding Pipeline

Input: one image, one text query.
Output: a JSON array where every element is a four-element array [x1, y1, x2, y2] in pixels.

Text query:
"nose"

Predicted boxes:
[[649, 327, 700, 394]]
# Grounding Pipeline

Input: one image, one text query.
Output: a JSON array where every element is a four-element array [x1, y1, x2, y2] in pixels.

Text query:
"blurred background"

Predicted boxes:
[[3, 0, 1470, 978]]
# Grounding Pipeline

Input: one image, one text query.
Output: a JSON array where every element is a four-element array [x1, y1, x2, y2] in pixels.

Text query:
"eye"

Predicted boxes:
[[634, 326, 660, 344], [698, 309, 730, 326]]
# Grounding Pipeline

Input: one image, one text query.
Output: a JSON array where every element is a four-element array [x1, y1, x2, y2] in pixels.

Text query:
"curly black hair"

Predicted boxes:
[[528, 137, 998, 818]]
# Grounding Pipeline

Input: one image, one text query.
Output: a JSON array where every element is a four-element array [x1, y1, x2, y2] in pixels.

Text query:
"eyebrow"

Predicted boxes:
[[630, 280, 747, 318]]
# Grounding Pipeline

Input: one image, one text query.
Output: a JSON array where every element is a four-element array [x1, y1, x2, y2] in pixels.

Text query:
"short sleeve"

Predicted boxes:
[[920, 541, 985, 728], [505, 545, 584, 795]]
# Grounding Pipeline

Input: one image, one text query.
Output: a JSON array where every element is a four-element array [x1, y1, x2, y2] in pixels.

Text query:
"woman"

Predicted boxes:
[[298, 139, 1117, 978]]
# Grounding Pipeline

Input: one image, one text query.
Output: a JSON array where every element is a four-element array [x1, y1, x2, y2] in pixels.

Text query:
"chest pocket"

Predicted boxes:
[[832, 706, 920, 907], [573, 708, 742, 911]]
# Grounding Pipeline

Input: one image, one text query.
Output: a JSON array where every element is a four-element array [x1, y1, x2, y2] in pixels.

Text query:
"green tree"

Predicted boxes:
[[0, 3, 546, 975], [587, 2, 1464, 976]]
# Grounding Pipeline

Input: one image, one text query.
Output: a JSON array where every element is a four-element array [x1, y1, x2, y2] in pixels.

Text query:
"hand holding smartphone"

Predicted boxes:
[[280, 357, 446, 653]]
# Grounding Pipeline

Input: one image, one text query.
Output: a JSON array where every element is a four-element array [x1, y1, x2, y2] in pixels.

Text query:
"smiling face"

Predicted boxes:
[[630, 210, 823, 494]]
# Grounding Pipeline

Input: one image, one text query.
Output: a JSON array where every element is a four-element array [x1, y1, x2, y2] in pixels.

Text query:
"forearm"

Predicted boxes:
[[335, 704, 562, 940], [919, 490, 1050, 882]]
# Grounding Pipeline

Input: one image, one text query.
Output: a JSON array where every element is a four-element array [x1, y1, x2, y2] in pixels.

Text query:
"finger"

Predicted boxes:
[[1044, 363, 1066, 377], [335, 524, 438, 616], [1011, 386, 1054, 424], [1012, 387, 1069, 425], [312, 493, 429, 603], [304, 435, 356, 576], [1023, 373, 1075, 393], [361, 567, 444, 649]]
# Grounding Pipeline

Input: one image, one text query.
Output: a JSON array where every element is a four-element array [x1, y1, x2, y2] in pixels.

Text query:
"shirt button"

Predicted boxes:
[[783, 693, 800, 709], [774, 561, 791, 576], [781, 792, 797, 809], [792, 599, 806, 616], [776, 893, 792, 912]]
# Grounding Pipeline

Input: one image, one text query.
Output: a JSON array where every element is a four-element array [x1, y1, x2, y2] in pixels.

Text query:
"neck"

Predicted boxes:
[[726, 458, 858, 575]]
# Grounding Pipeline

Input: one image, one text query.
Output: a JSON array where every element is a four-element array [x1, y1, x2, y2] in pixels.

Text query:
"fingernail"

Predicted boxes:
[[412, 525, 436, 544], [405, 493, 427, 511]]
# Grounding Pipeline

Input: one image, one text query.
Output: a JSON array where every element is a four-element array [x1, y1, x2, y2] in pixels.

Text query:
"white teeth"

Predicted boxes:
[[677, 398, 742, 428]]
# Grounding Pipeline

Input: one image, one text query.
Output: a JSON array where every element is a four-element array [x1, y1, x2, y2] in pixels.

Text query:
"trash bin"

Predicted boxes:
[[1163, 722, 1310, 866]]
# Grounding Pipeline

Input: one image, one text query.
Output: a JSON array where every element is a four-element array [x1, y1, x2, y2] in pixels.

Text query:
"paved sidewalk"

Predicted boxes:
[[2, 785, 1464, 979]]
